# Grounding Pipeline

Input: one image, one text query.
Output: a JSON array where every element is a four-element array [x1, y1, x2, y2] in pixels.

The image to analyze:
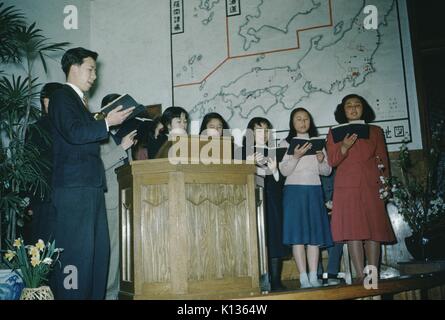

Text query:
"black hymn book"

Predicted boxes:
[[287, 137, 326, 156], [94, 94, 146, 122], [331, 121, 370, 143]]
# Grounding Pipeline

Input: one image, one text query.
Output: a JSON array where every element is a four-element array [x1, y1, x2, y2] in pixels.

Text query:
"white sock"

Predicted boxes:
[[309, 272, 322, 287], [299, 272, 311, 289]]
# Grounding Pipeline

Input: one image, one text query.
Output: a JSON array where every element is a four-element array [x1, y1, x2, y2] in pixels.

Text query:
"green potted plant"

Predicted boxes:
[[0, 2, 68, 249], [389, 120, 445, 260], [2, 237, 62, 299]]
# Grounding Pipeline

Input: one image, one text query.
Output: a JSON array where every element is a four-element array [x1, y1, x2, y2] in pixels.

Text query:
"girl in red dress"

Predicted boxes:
[[326, 94, 396, 282]]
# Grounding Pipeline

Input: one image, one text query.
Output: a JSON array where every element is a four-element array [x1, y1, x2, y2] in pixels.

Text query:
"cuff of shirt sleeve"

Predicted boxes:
[[273, 169, 280, 182]]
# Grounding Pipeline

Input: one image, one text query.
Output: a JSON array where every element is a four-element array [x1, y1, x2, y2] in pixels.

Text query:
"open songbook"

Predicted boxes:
[[94, 94, 146, 122], [331, 120, 369, 143], [287, 137, 326, 156]]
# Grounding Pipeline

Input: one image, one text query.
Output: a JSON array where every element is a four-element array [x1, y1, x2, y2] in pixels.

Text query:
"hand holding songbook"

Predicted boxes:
[[252, 146, 287, 163], [340, 133, 358, 155], [292, 142, 312, 160], [120, 129, 138, 151], [330, 121, 369, 143], [106, 105, 136, 127], [95, 94, 146, 126], [266, 156, 278, 172], [287, 137, 326, 157]]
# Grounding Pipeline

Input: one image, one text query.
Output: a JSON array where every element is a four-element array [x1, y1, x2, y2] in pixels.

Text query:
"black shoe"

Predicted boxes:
[[270, 281, 288, 292], [269, 258, 287, 291]]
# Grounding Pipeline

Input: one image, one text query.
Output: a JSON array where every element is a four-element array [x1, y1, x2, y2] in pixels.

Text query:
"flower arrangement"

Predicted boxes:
[[377, 156, 391, 201], [389, 121, 445, 236], [2, 238, 63, 288]]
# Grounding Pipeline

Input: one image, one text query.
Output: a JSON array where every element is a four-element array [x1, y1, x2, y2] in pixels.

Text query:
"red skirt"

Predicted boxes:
[[331, 181, 396, 243]]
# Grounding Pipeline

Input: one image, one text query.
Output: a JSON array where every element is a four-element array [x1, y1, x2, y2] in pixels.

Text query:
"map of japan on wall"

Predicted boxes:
[[170, 0, 422, 151]]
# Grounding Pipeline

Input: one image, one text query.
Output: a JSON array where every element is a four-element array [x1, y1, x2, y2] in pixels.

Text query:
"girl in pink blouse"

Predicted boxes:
[[279, 108, 333, 288]]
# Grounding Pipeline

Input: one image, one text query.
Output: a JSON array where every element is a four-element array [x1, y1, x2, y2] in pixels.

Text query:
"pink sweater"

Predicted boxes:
[[279, 134, 331, 186]]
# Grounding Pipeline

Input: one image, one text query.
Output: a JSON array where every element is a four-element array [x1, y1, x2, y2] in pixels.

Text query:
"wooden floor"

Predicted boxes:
[[235, 271, 445, 300], [120, 271, 445, 300]]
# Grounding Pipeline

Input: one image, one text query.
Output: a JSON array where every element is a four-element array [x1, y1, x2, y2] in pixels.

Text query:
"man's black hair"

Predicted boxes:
[[61, 47, 98, 77]]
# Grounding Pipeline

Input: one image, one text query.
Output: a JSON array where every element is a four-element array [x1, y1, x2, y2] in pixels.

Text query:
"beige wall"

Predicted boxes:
[[90, 0, 172, 110], [2, 0, 91, 84], [3, 0, 172, 111]]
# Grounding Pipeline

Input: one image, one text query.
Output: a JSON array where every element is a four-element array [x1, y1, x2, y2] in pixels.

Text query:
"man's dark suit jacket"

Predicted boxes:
[[48, 84, 111, 299], [49, 85, 108, 188]]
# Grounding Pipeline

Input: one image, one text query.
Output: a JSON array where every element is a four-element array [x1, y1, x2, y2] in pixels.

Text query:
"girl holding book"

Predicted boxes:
[[326, 94, 395, 282], [199, 112, 229, 137], [279, 108, 333, 288], [241, 117, 289, 291]]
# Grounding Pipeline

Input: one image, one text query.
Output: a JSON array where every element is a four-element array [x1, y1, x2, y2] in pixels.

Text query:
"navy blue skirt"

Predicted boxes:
[[282, 185, 333, 247]]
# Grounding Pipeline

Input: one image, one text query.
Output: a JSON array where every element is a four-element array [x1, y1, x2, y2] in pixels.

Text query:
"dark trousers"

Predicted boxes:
[[27, 200, 56, 244], [318, 242, 344, 276], [52, 187, 110, 300]]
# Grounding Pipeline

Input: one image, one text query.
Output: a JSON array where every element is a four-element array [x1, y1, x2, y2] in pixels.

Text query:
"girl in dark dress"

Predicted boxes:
[[25, 82, 63, 244], [242, 117, 290, 291]]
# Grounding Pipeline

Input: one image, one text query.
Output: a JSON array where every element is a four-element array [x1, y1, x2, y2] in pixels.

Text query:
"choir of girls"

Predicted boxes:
[[130, 94, 394, 290], [38, 91, 395, 295]]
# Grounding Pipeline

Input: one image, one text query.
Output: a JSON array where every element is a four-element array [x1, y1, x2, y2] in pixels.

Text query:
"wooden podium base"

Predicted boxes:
[[117, 158, 260, 300]]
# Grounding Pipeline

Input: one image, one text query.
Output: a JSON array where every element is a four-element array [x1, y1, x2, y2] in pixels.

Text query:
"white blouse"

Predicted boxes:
[[278, 134, 331, 186]]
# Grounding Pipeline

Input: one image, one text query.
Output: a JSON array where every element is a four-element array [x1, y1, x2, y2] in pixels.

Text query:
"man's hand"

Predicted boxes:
[[120, 130, 137, 151], [106, 105, 135, 127]]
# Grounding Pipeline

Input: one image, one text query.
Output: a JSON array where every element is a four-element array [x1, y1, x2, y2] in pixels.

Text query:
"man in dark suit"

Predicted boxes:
[[49, 47, 134, 299]]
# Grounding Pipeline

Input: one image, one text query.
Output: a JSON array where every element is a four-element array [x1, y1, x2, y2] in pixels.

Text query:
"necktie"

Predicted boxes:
[[82, 95, 89, 110]]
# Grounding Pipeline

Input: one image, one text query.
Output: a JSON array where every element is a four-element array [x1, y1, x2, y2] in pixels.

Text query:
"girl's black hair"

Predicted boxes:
[[246, 117, 272, 131], [101, 93, 121, 107], [334, 94, 376, 124], [285, 108, 319, 143], [40, 82, 63, 113], [242, 117, 273, 147], [160, 106, 189, 133], [199, 112, 230, 134]]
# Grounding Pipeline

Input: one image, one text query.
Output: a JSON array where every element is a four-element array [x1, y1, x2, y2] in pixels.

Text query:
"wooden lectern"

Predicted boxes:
[[116, 137, 260, 299]]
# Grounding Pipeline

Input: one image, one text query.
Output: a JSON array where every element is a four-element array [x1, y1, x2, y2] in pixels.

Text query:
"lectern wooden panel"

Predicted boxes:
[[116, 159, 259, 299]]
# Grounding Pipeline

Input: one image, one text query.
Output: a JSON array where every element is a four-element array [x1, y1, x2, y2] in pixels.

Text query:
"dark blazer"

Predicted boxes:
[[49, 85, 109, 188]]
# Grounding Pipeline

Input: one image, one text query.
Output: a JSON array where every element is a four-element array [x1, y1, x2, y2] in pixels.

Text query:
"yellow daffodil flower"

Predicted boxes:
[[31, 255, 41, 267], [4, 250, 16, 261], [13, 238, 22, 248], [28, 246, 39, 257], [35, 239, 45, 251]]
